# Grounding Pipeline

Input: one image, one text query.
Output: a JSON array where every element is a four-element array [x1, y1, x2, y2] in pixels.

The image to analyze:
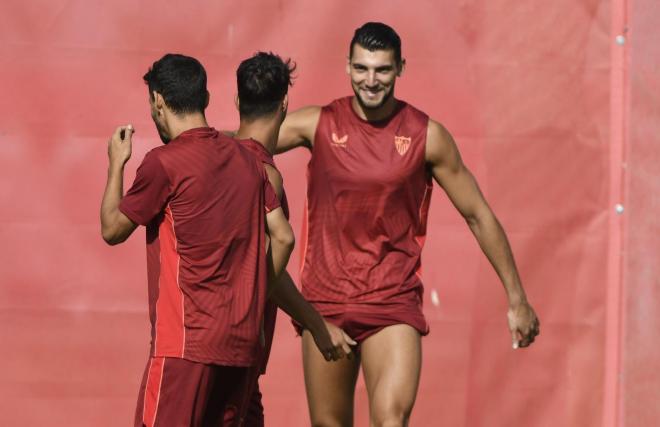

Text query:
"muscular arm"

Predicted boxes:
[[275, 106, 321, 154], [265, 206, 295, 279], [100, 126, 138, 245], [426, 120, 539, 348]]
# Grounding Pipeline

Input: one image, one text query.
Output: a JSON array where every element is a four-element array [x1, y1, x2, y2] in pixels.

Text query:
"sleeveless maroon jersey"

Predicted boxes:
[[300, 97, 432, 315]]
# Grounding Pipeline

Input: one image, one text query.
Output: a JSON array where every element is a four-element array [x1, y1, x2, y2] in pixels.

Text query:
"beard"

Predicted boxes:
[[352, 82, 395, 111], [157, 127, 170, 144], [151, 114, 171, 144]]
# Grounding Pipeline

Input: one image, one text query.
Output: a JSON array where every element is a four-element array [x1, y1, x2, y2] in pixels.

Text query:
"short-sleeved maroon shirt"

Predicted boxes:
[[236, 138, 289, 374], [119, 127, 280, 366]]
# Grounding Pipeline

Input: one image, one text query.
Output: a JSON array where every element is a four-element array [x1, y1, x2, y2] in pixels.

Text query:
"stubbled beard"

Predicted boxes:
[[153, 118, 171, 144], [352, 83, 395, 111], [157, 128, 170, 144]]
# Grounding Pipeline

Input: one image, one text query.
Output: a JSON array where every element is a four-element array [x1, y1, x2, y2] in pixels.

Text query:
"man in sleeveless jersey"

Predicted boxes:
[[223, 52, 356, 426], [276, 23, 541, 426], [100, 54, 294, 427]]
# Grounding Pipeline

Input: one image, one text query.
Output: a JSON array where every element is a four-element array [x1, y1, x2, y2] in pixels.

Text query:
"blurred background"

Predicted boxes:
[[1, 1, 658, 426]]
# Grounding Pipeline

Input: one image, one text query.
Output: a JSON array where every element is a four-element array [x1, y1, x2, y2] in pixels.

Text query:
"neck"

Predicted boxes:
[[168, 112, 209, 140], [234, 116, 281, 154], [351, 95, 398, 122]]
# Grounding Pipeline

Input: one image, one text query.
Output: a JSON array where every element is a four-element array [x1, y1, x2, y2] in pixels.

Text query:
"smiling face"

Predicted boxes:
[[347, 44, 403, 111]]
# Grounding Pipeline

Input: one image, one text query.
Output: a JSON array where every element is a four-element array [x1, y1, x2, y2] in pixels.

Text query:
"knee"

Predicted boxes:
[[311, 419, 348, 427], [371, 405, 412, 427], [310, 412, 352, 427]]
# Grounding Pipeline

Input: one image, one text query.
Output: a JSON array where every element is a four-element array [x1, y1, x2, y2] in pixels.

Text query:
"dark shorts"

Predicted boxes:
[[222, 365, 265, 427], [134, 357, 249, 427], [294, 296, 430, 345]]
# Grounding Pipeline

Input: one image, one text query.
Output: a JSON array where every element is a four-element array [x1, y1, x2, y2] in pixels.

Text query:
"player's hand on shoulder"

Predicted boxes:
[[107, 124, 134, 167], [507, 301, 540, 349]]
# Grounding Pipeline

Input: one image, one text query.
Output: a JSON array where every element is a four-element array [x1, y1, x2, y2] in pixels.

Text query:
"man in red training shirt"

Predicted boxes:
[[100, 53, 292, 427], [276, 23, 541, 426], [225, 52, 357, 426]]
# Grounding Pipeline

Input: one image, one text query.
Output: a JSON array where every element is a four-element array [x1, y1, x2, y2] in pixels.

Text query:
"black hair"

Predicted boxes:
[[236, 52, 296, 120], [349, 22, 402, 65], [143, 53, 208, 114]]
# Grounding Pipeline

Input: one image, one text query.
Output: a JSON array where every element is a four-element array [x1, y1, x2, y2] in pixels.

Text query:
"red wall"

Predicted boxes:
[[1, 1, 656, 426]]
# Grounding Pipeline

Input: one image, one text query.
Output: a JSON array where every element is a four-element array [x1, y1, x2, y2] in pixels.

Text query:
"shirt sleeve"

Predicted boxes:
[[119, 150, 171, 225], [263, 169, 281, 213]]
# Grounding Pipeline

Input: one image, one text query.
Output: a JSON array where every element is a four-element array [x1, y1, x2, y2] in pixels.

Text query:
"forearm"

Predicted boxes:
[[269, 271, 325, 333], [466, 210, 527, 306], [267, 235, 294, 281], [100, 163, 126, 244]]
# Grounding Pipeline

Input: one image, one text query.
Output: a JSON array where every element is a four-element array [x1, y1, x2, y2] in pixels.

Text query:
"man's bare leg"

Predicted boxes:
[[361, 324, 422, 427], [302, 329, 360, 427]]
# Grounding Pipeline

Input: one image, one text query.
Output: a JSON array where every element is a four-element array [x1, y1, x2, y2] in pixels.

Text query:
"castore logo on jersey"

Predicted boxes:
[[331, 132, 348, 148]]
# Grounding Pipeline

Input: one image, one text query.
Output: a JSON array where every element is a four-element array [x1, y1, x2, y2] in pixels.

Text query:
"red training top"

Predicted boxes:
[[236, 138, 289, 374], [119, 127, 280, 366], [300, 97, 432, 315]]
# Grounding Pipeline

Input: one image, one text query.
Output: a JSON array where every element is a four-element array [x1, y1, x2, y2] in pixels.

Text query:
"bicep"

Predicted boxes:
[[265, 207, 293, 242], [276, 106, 321, 154], [426, 121, 490, 219]]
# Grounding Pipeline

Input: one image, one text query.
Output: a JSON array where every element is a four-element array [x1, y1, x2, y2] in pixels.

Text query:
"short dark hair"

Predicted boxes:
[[236, 52, 295, 120], [349, 22, 402, 65], [143, 53, 208, 114]]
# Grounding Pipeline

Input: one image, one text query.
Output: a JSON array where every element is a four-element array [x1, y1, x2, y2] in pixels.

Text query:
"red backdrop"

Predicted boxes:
[[1, 1, 658, 426]]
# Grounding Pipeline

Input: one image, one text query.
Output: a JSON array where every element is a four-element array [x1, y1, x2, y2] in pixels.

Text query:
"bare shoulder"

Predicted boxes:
[[425, 118, 461, 169], [278, 106, 322, 152]]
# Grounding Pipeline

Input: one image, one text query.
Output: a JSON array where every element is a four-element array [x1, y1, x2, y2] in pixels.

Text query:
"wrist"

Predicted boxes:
[[108, 161, 125, 174], [305, 312, 326, 336], [507, 293, 528, 309]]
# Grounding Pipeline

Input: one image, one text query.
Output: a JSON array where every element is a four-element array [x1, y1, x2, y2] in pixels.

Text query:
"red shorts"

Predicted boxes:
[[134, 357, 249, 427], [294, 297, 429, 345]]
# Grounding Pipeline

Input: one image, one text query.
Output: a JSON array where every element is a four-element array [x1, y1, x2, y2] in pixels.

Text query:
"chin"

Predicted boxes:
[[357, 94, 387, 110]]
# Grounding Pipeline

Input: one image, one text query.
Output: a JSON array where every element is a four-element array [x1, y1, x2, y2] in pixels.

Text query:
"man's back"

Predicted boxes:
[[120, 127, 279, 366]]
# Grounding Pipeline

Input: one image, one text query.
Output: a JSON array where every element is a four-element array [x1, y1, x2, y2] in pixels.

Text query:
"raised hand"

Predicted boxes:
[[107, 124, 134, 168]]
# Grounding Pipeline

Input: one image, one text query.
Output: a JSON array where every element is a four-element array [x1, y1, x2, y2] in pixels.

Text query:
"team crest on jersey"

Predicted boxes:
[[394, 135, 412, 155], [331, 132, 348, 147]]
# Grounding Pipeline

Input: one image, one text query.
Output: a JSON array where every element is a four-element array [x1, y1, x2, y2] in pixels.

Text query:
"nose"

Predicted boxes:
[[366, 70, 377, 87]]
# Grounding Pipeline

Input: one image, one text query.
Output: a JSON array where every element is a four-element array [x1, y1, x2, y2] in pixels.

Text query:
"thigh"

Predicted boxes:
[[360, 324, 422, 427], [136, 357, 211, 427], [302, 329, 361, 427], [204, 365, 250, 427], [220, 366, 261, 427]]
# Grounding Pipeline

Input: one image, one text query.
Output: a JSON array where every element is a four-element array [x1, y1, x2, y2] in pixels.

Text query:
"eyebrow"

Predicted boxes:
[[351, 63, 394, 71]]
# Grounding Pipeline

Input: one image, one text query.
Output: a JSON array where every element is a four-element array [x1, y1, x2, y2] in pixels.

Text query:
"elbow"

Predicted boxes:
[[464, 214, 479, 228], [281, 232, 295, 251], [101, 227, 125, 246], [273, 230, 295, 252]]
